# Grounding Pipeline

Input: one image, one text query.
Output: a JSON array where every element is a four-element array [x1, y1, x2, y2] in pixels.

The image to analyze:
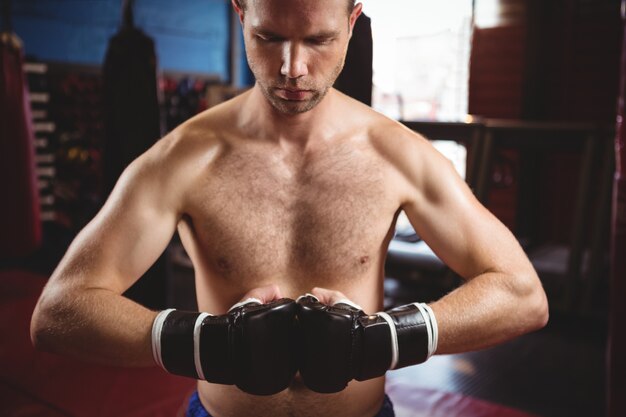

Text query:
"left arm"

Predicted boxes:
[[393, 131, 548, 354], [294, 126, 549, 394]]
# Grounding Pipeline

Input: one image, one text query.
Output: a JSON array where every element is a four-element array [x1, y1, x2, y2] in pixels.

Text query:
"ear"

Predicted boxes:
[[231, 0, 245, 24], [348, 3, 363, 38]]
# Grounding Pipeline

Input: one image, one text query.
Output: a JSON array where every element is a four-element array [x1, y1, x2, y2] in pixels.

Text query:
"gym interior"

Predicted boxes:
[[1, 0, 625, 416]]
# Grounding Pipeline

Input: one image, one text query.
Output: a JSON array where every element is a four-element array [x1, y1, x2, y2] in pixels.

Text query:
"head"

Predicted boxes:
[[233, 0, 357, 14], [232, 0, 362, 115]]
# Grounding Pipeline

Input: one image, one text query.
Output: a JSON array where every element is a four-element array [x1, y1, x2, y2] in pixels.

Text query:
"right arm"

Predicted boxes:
[[30, 134, 185, 367]]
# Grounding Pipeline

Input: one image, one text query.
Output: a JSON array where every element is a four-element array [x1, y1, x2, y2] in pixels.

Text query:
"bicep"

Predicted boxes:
[[52, 155, 180, 293], [402, 146, 530, 280]]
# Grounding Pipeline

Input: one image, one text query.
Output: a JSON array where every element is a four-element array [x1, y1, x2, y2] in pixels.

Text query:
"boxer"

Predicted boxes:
[[31, 1, 548, 416]]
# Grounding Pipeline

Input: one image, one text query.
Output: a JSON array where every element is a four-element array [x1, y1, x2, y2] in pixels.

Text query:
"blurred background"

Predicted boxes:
[[1, 0, 624, 416]]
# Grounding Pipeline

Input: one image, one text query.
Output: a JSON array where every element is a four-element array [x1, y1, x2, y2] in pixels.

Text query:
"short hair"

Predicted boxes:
[[235, 0, 356, 14]]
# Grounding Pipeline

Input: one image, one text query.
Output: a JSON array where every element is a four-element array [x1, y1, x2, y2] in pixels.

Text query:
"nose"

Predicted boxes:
[[280, 42, 308, 79]]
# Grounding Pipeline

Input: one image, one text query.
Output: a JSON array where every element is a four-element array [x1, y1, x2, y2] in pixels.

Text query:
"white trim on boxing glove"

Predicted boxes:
[[421, 303, 439, 357], [296, 293, 317, 303], [228, 297, 263, 312], [413, 303, 432, 358], [152, 308, 176, 370], [333, 298, 363, 311], [375, 311, 399, 370], [194, 312, 212, 380], [413, 303, 438, 358]]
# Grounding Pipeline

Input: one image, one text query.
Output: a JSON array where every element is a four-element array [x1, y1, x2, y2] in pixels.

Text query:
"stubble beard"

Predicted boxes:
[[255, 57, 346, 116], [259, 83, 325, 115]]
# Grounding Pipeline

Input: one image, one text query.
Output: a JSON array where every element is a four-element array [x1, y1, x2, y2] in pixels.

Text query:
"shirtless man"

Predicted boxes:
[[30, 0, 549, 416]]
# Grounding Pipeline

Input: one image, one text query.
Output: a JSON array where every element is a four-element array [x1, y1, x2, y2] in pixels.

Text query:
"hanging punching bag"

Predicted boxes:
[[102, 0, 161, 199], [102, 1, 165, 309], [0, 32, 41, 258], [334, 12, 373, 106], [608, 2, 626, 417]]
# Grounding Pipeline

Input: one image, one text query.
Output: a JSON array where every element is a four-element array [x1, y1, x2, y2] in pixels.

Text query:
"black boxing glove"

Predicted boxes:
[[151, 297, 297, 395], [296, 294, 438, 393]]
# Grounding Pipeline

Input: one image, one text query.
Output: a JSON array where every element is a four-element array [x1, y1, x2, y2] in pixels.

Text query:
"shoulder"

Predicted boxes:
[[335, 92, 433, 160], [120, 99, 239, 205], [362, 115, 456, 198], [331, 92, 456, 194], [137, 94, 244, 172]]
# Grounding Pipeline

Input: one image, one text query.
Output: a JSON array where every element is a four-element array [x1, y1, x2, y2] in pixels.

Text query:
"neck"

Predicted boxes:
[[239, 83, 339, 148]]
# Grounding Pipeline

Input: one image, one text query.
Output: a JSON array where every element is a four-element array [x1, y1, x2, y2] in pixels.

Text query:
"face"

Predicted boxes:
[[234, 0, 361, 115]]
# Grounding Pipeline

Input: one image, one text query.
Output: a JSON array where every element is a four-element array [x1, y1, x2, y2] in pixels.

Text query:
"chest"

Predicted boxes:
[[183, 144, 400, 282]]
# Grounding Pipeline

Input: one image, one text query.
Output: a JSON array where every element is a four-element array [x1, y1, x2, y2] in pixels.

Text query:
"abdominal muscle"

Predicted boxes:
[[198, 376, 386, 417]]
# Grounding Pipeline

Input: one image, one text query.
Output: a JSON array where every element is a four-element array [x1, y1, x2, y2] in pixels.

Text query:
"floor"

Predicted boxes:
[[0, 269, 197, 417], [3, 223, 608, 417]]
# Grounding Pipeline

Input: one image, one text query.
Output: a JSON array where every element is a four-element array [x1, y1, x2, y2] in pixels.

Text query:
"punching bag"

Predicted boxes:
[[102, 1, 166, 309], [0, 32, 41, 258], [334, 12, 373, 106], [102, 3, 161, 198], [608, 2, 626, 416]]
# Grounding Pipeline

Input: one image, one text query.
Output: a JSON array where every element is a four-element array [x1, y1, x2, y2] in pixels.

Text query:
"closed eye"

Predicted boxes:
[[256, 34, 284, 43], [306, 37, 334, 45], [259, 37, 280, 43]]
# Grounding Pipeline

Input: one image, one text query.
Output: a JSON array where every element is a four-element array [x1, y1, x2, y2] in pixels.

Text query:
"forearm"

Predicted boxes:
[[31, 285, 158, 367], [428, 270, 549, 355]]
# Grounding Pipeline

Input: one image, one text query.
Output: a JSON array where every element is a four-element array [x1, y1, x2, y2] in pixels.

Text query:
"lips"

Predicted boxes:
[[275, 88, 312, 101]]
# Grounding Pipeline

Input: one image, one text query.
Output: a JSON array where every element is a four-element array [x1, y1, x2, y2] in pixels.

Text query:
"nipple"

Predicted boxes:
[[216, 257, 231, 271]]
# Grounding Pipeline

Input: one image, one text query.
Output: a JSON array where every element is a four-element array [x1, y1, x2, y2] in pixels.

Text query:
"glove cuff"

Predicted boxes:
[[152, 309, 218, 379], [384, 302, 439, 370], [150, 301, 252, 382]]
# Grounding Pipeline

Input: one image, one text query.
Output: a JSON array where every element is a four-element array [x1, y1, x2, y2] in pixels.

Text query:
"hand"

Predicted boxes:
[[153, 283, 298, 396], [296, 289, 437, 393], [229, 284, 284, 312], [308, 287, 355, 307], [297, 290, 382, 393], [238, 284, 283, 305]]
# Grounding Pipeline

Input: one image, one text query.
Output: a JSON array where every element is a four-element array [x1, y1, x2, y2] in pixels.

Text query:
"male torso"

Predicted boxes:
[[172, 89, 406, 416]]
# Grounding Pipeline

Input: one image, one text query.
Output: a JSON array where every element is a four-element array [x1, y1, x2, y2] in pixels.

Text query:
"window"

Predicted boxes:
[[359, 0, 473, 121]]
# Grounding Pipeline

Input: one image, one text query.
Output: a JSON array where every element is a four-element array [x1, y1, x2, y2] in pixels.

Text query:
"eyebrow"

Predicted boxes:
[[252, 27, 341, 39]]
